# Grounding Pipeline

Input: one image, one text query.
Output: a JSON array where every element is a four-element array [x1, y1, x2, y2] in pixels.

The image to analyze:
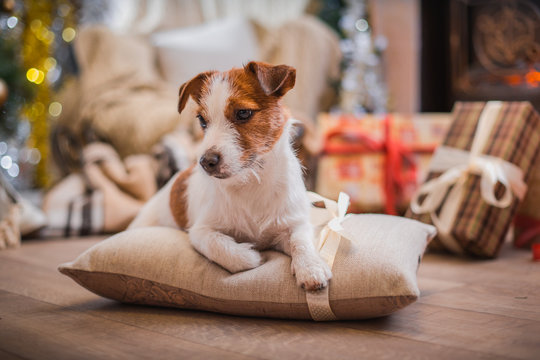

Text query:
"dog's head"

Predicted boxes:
[[178, 61, 296, 180]]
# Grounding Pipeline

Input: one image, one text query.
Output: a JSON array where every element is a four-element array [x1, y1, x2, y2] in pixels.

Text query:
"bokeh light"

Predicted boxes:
[[7, 163, 19, 177], [1, 155, 13, 169], [44, 57, 57, 71], [62, 27, 76, 42], [26, 68, 45, 84], [48, 101, 62, 117], [7, 16, 18, 29], [26, 68, 39, 82]]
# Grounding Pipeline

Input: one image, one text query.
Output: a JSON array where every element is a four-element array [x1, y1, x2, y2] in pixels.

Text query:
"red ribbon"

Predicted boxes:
[[513, 214, 540, 249], [322, 114, 436, 215]]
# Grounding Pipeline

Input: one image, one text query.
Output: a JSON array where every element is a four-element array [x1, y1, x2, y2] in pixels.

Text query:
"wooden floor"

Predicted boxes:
[[0, 236, 539, 360]]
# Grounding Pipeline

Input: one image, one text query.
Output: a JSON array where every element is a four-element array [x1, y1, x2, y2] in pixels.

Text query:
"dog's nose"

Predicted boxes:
[[199, 151, 221, 173]]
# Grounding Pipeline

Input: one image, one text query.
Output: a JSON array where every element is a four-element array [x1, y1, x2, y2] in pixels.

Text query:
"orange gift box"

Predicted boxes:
[[316, 113, 451, 214]]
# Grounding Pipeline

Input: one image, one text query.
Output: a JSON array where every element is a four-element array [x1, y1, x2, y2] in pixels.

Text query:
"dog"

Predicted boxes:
[[129, 61, 332, 291]]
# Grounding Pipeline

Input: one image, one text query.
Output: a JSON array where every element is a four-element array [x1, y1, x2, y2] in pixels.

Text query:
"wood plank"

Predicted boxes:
[[67, 298, 510, 360], [417, 277, 464, 297], [0, 349, 25, 360], [0, 237, 104, 307], [1, 237, 104, 268], [0, 291, 255, 360], [0, 256, 100, 307], [417, 243, 540, 321], [417, 283, 540, 321], [341, 302, 540, 360], [419, 244, 539, 289]]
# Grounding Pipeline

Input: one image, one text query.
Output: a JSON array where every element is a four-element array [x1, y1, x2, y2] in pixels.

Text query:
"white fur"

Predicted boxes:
[[197, 76, 244, 178], [130, 75, 331, 290], [128, 172, 178, 229]]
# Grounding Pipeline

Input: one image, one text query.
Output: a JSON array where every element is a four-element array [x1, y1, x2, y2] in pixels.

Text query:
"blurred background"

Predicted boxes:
[[1, 0, 540, 240]]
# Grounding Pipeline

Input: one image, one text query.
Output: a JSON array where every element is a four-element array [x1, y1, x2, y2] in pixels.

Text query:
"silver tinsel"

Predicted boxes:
[[339, 0, 388, 115]]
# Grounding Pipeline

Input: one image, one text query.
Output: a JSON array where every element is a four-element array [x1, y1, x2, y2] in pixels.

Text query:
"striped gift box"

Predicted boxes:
[[406, 102, 540, 258]]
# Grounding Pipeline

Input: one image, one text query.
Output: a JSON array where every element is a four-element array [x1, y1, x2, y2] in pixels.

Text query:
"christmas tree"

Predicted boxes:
[[0, 0, 78, 189], [338, 0, 388, 114], [315, 0, 389, 115]]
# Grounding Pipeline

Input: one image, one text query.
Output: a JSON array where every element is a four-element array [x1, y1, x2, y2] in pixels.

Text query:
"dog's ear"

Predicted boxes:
[[245, 61, 296, 97], [178, 71, 216, 113]]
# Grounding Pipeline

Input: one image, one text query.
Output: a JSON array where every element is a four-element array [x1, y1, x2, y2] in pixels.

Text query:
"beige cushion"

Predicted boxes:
[[59, 198, 435, 320], [151, 18, 259, 86]]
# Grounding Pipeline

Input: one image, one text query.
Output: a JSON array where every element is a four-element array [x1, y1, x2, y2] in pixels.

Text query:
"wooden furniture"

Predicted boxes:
[[0, 236, 538, 359]]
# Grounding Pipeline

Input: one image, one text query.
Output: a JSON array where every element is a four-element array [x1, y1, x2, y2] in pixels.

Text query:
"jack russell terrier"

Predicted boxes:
[[129, 61, 332, 291]]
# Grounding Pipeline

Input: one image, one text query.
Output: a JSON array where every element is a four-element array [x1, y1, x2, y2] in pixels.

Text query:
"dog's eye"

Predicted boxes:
[[236, 110, 253, 123], [197, 114, 207, 130]]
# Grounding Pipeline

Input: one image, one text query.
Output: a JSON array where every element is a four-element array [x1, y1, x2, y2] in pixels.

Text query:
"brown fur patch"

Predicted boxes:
[[222, 62, 295, 163], [169, 165, 195, 229], [179, 62, 296, 167], [178, 71, 216, 113]]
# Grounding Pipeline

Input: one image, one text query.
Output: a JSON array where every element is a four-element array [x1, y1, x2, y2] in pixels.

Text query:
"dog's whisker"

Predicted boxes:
[[250, 168, 261, 184]]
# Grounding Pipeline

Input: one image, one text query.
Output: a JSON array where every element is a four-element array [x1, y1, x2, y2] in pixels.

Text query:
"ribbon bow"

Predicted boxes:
[[319, 192, 350, 244], [410, 101, 528, 254], [306, 191, 351, 321]]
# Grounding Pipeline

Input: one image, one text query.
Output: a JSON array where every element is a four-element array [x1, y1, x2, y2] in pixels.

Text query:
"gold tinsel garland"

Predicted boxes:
[[20, 0, 76, 188], [21, 0, 52, 188]]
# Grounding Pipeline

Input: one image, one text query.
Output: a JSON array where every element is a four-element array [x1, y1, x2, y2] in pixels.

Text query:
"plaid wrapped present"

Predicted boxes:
[[407, 101, 540, 258], [316, 113, 450, 214]]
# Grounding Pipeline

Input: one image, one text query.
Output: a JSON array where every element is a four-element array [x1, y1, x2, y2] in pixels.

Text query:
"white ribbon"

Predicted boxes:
[[410, 101, 528, 254], [306, 191, 351, 321], [317, 192, 350, 264]]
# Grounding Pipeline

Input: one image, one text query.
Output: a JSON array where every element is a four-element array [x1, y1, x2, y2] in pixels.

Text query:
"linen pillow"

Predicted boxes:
[[59, 197, 435, 321], [151, 17, 259, 86]]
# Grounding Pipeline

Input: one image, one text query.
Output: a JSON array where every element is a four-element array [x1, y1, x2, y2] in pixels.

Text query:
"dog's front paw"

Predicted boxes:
[[222, 242, 263, 273], [292, 255, 332, 291]]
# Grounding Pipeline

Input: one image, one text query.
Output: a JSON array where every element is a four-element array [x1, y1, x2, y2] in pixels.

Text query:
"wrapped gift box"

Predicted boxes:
[[407, 101, 540, 258], [316, 113, 451, 214]]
